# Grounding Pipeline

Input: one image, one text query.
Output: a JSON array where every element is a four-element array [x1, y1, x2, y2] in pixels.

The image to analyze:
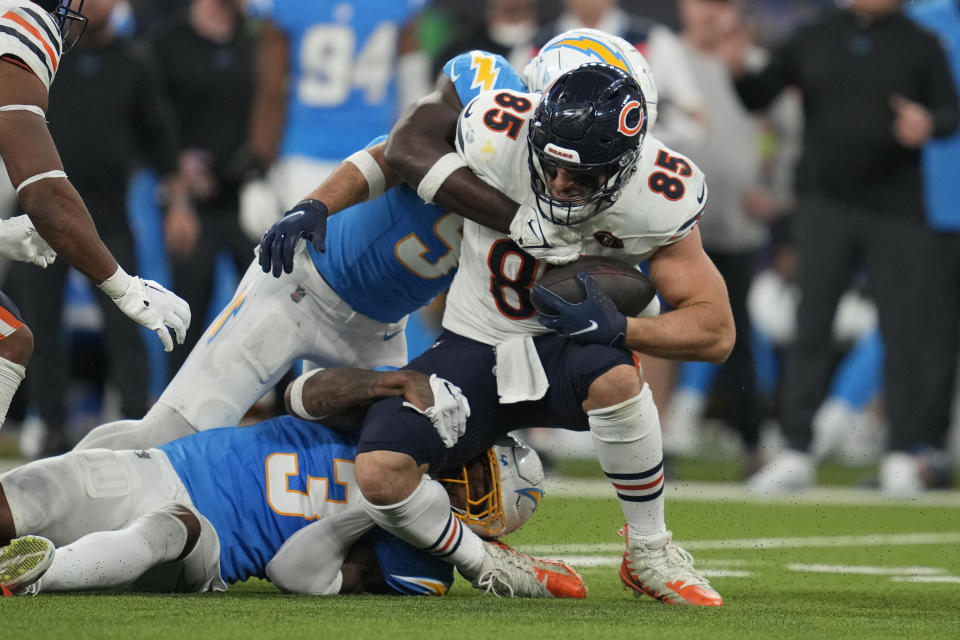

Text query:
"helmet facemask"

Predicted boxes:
[[435, 437, 544, 539], [36, 0, 87, 52]]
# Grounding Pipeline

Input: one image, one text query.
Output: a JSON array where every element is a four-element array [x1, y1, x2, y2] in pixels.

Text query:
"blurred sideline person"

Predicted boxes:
[[0, 367, 581, 597], [144, 0, 258, 379], [239, 0, 430, 240], [725, 0, 959, 495], [907, 0, 960, 488], [12, 0, 186, 456], [0, 0, 190, 433], [663, 0, 800, 471], [432, 0, 538, 79]]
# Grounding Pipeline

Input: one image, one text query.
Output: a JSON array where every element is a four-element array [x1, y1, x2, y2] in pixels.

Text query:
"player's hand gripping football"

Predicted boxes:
[[403, 374, 471, 448], [509, 205, 582, 265], [99, 268, 191, 352], [534, 271, 627, 348], [259, 199, 329, 277], [0, 215, 57, 268]]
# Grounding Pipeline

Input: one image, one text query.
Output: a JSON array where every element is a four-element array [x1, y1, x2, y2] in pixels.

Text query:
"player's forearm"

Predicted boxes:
[[19, 180, 119, 283], [301, 143, 399, 214], [287, 368, 427, 423], [385, 89, 517, 233], [624, 303, 735, 363]]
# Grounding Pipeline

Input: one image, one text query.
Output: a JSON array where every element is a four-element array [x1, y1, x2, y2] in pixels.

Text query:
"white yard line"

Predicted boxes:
[[786, 563, 947, 575], [522, 532, 960, 555], [543, 477, 960, 507]]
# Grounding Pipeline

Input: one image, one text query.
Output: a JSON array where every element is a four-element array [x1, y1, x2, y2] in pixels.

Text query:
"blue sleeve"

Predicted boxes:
[[369, 529, 455, 596], [442, 51, 527, 106]]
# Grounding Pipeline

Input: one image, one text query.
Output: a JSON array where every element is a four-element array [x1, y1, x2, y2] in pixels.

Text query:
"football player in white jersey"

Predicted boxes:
[[0, 0, 190, 429], [351, 64, 733, 604]]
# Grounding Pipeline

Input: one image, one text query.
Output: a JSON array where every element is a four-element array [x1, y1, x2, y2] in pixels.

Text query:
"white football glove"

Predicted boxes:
[[509, 205, 582, 265], [98, 267, 191, 352], [403, 374, 471, 448], [0, 215, 57, 268]]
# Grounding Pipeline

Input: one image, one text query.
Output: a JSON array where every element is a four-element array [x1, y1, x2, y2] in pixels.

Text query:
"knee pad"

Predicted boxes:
[[587, 384, 658, 444]]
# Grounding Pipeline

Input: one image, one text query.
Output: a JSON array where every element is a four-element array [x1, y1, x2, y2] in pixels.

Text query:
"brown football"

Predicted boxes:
[[531, 256, 656, 317]]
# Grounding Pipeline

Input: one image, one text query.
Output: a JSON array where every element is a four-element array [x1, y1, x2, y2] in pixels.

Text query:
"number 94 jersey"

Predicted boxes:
[[444, 88, 708, 345]]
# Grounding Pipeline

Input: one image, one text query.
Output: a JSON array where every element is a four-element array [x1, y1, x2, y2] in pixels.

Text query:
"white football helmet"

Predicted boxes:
[[523, 28, 659, 131], [437, 436, 545, 539]]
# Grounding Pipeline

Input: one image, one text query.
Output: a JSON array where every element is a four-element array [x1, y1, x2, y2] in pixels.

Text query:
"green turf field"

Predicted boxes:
[[4, 480, 959, 639]]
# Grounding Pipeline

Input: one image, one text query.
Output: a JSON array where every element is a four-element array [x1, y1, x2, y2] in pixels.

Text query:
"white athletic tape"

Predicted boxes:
[[289, 368, 326, 421], [416, 152, 465, 204], [15, 170, 67, 194], [345, 149, 386, 201]]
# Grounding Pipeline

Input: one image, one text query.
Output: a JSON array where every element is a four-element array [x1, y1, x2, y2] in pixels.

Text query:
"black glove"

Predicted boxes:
[[259, 199, 329, 277], [534, 272, 628, 348]]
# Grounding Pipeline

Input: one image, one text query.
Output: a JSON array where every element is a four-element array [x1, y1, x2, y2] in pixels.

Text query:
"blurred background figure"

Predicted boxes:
[[906, 0, 960, 489], [432, 0, 539, 77], [241, 0, 431, 240], [663, 0, 800, 476], [144, 0, 258, 378], [727, 0, 958, 496], [538, 0, 706, 149], [9, 0, 183, 458]]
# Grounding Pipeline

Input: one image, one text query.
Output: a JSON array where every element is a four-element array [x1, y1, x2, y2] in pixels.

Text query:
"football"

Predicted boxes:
[[531, 256, 657, 317]]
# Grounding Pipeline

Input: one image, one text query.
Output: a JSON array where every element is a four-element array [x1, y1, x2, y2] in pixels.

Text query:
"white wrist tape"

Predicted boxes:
[[15, 170, 67, 194], [97, 265, 133, 299], [416, 152, 466, 204], [0, 104, 45, 117], [289, 368, 326, 421], [344, 149, 386, 201]]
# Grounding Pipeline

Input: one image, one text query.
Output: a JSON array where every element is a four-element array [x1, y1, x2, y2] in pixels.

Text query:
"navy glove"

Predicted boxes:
[[534, 271, 628, 348], [258, 199, 329, 277]]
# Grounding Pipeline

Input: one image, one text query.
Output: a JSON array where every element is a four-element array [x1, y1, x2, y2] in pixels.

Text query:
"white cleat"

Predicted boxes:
[[471, 540, 552, 598], [747, 449, 814, 493], [0, 536, 55, 596], [618, 527, 723, 606], [879, 452, 923, 498]]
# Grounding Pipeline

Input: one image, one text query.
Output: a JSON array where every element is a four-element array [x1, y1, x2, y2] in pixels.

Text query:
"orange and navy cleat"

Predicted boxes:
[[617, 525, 723, 606]]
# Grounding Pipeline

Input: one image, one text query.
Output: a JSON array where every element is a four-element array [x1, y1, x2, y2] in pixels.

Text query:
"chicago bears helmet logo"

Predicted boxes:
[[618, 100, 644, 136]]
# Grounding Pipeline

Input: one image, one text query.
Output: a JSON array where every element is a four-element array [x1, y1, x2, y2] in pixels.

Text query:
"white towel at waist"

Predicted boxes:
[[495, 335, 549, 404]]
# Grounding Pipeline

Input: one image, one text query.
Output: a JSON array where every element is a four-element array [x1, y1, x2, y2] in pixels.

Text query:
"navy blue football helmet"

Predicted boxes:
[[33, 0, 87, 52], [527, 63, 647, 225]]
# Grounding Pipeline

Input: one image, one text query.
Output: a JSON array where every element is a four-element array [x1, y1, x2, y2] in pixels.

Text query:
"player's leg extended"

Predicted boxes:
[[37, 504, 200, 593], [0, 291, 31, 430], [584, 364, 723, 606]]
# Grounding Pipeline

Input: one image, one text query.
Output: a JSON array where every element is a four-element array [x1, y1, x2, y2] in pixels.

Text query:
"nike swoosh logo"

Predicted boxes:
[[288, 210, 306, 218], [449, 67, 461, 82], [443, 381, 458, 398], [463, 97, 478, 119], [383, 329, 403, 341], [696, 182, 706, 204], [569, 320, 599, 336]]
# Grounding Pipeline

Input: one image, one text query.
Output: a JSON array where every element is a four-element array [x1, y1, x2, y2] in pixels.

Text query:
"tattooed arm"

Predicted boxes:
[[284, 368, 433, 430]]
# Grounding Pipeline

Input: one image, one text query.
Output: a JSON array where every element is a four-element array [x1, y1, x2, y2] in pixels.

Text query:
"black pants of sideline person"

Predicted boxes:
[[780, 193, 928, 454], [10, 232, 149, 449], [167, 212, 256, 380], [916, 230, 960, 451], [705, 248, 762, 453]]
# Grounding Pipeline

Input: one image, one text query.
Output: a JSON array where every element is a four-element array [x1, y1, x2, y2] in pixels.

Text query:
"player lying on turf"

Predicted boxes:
[[0, 368, 584, 597]]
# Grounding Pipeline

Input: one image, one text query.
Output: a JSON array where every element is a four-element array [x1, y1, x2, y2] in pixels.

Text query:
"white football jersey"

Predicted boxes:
[[0, 0, 62, 90], [443, 88, 707, 345]]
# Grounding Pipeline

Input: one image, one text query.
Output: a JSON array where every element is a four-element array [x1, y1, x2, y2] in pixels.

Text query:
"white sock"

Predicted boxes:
[[361, 476, 486, 580], [40, 510, 189, 591], [0, 356, 25, 430], [588, 384, 666, 539]]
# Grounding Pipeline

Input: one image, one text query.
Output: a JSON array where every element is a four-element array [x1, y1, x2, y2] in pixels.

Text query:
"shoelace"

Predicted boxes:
[[478, 545, 548, 597], [630, 542, 711, 588]]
